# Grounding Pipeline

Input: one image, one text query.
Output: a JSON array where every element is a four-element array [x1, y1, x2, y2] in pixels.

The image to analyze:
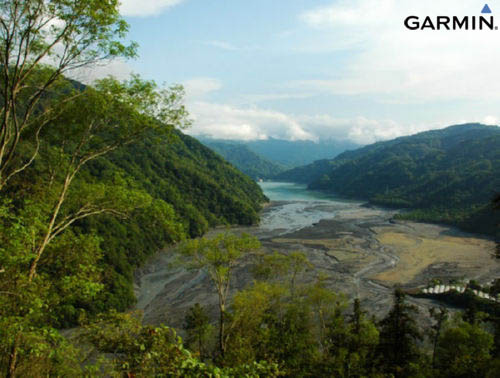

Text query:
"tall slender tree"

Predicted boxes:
[[179, 233, 260, 358], [377, 289, 422, 377], [429, 307, 448, 370]]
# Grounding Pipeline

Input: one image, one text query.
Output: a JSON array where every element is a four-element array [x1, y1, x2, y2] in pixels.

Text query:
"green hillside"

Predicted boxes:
[[77, 130, 268, 314], [1, 75, 267, 323], [202, 141, 285, 179], [279, 124, 500, 236]]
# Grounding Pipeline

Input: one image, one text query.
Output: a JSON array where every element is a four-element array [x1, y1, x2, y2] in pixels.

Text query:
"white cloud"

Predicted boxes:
[[241, 92, 315, 104], [185, 98, 498, 144], [184, 98, 467, 144], [295, 114, 448, 145], [483, 115, 498, 125], [183, 78, 222, 99], [182, 78, 498, 145], [300, 0, 500, 102], [186, 101, 316, 141], [120, 0, 185, 17]]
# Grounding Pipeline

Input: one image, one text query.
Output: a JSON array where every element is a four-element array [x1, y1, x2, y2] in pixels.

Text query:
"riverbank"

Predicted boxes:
[[135, 197, 498, 329]]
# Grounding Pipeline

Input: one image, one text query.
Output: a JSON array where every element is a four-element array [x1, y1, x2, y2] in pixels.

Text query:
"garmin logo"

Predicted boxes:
[[404, 4, 498, 31]]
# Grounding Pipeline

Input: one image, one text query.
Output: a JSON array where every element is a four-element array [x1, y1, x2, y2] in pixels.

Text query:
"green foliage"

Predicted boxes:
[[179, 233, 261, 357], [435, 320, 493, 378], [184, 303, 214, 359], [79, 130, 266, 311], [227, 281, 319, 375], [103, 131, 267, 233], [429, 307, 449, 369], [321, 298, 380, 377], [0, 318, 85, 377], [83, 311, 282, 377], [377, 289, 423, 377], [274, 158, 336, 184], [179, 233, 261, 285], [280, 124, 500, 236], [252, 251, 312, 293], [0, 0, 137, 189], [225, 269, 381, 377], [83, 311, 204, 376], [0, 64, 267, 375], [1, 4, 497, 375]]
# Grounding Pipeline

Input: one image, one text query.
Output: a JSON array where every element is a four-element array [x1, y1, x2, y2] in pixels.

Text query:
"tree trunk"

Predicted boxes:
[[7, 335, 20, 378], [28, 175, 71, 282], [219, 303, 225, 358]]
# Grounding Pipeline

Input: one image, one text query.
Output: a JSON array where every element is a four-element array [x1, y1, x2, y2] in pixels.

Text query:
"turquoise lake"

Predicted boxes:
[[256, 181, 362, 233]]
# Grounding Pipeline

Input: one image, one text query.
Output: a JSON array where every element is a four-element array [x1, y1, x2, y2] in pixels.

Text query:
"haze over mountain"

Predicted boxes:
[[199, 137, 360, 169]]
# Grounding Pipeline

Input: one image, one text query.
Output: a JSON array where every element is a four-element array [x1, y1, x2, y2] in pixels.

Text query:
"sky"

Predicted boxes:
[[84, 0, 500, 145]]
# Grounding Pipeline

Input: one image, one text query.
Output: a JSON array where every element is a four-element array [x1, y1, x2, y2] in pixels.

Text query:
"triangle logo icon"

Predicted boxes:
[[482, 4, 492, 13]]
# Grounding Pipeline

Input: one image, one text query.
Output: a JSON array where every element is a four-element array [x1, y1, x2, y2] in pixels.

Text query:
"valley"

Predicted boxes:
[[135, 182, 498, 329], [3, 1, 500, 374]]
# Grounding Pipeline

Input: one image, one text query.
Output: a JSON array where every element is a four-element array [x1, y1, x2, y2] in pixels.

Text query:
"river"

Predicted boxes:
[[135, 182, 499, 326], [258, 182, 360, 234]]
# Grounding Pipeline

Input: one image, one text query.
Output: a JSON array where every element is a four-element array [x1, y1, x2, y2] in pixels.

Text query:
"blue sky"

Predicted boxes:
[[86, 0, 500, 144]]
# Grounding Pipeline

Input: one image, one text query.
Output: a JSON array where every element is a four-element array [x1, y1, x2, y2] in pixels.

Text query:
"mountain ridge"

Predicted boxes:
[[200, 140, 285, 179], [198, 136, 360, 168], [275, 123, 500, 236]]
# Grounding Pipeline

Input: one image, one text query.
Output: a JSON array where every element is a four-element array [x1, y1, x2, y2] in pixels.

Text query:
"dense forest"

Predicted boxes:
[[276, 124, 500, 237], [201, 140, 285, 179], [79, 129, 267, 317], [1, 84, 268, 320]]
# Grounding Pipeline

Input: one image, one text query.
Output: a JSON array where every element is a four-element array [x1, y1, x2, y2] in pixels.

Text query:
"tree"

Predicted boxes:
[[82, 310, 282, 377], [345, 298, 379, 376], [184, 303, 213, 360], [0, 0, 137, 190], [318, 298, 379, 377], [178, 232, 260, 357], [252, 250, 312, 296], [377, 289, 422, 377], [435, 320, 493, 378], [0, 73, 189, 378], [307, 275, 346, 353], [25, 75, 188, 282], [225, 281, 288, 366], [429, 307, 449, 370], [493, 193, 499, 259]]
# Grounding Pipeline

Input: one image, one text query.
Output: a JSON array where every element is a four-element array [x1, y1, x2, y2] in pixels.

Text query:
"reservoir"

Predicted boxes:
[[257, 181, 362, 234]]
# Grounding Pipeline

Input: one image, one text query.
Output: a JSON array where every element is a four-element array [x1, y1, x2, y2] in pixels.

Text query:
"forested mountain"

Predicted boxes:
[[201, 140, 285, 179], [1, 72, 267, 327], [199, 137, 359, 168], [274, 158, 333, 184], [246, 138, 360, 167], [277, 124, 500, 236], [79, 130, 267, 313]]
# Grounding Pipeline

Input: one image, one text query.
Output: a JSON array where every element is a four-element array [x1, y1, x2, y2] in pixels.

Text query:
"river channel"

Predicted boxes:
[[135, 182, 499, 327]]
